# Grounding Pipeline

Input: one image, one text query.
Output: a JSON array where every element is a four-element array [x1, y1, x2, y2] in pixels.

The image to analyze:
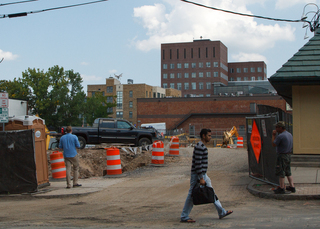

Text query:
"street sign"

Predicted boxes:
[[0, 107, 8, 123], [0, 92, 8, 108]]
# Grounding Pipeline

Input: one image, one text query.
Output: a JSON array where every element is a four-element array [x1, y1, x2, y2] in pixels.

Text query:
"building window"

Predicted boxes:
[[170, 63, 174, 69], [191, 63, 196, 68], [162, 50, 165, 60], [206, 72, 211, 77], [177, 49, 179, 59], [129, 101, 133, 108], [177, 63, 182, 68], [163, 64, 167, 69], [213, 62, 218, 67], [206, 47, 208, 58], [117, 91, 123, 109], [206, 94, 211, 97], [107, 107, 113, 113], [237, 68, 241, 73], [116, 111, 123, 119], [157, 93, 160, 98], [199, 94, 204, 97], [170, 83, 174, 89], [230, 77, 234, 81], [170, 49, 172, 59], [237, 77, 241, 81], [192, 82, 196, 90], [206, 62, 211, 67], [198, 48, 201, 58], [177, 73, 182, 78], [251, 67, 255, 72], [184, 63, 189, 68], [191, 48, 193, 58], [184, 73, 189, 78], [213, 72, 218, 77], [146, 91, 148, 97], [129, 111, 133, 119], [244, 68, 248, 73], [92, 92, 95, 96], [257, 67, 262, 72], [177, 83, 182, 90], [199, 72, 203, 78], [258, 76, 262, 80], [163, 73, 167, 79], [184, 83, 189, 90], [213, 47, 215, 57], [244, 77, 248, 81], [192, 72, 196, 78], [206, 82, 211, 89], [129, 90, 133, 98], [163, 83, 167, 89], [251, 76, 255, 81], [199, 82, 203, 89], [170, 73, 174, 78], [153, 92, 156, 98], [199, 62, 203, 68], [107, 86, 113, 93], [107, 96, 113, 103], [184, 48, 186, 58], [229, 68, 234, 73]]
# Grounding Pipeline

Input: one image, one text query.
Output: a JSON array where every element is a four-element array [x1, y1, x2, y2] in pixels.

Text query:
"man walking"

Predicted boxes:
[[59, 126, 82, 189], [272, 121, 295, 194], [180, 128, 233, 223]]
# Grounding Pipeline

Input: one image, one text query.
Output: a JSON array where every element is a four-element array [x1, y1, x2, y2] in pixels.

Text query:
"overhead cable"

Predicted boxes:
[[0, 0, 108, 19], [0, 0, 38, 7], [180, 0, 303, 23]]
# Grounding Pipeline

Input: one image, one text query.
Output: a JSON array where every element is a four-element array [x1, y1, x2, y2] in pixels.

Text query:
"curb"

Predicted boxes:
[[247, 180, 320, 200]]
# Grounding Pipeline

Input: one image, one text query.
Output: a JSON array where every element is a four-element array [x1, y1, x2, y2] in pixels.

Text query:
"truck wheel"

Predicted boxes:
[[138, 138, 151, 148], [78, 136, 86, 149]]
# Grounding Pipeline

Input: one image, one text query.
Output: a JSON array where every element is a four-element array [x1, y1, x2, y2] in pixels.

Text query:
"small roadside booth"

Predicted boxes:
[[1, 115, 49, 193]]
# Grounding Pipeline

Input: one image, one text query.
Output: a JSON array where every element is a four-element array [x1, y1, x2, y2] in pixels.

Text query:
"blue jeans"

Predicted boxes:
[[181, 172, 227, 221]]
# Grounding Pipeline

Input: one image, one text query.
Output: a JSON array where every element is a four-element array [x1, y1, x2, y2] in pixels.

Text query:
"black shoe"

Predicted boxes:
[[273, 187, 285, 194], [66, 186, 71, 189], [286, 186, 296, 193], [73, 184, 82, 188]]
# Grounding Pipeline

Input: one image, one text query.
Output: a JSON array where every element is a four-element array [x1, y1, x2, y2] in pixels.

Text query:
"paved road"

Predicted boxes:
[[1, 148, 320, 228]]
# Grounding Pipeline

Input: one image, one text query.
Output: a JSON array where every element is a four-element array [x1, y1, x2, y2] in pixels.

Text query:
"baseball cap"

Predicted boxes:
[[275, 121, 285, 128]]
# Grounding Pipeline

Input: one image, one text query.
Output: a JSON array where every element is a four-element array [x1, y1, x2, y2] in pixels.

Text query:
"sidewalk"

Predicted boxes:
[[247, 166, 320, 200]]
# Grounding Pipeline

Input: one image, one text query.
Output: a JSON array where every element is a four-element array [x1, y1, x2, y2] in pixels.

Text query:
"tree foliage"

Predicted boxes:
[[0, 65, 116, 129]]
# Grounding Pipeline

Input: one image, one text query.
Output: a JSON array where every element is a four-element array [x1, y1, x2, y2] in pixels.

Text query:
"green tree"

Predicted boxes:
[[84, 92, 116, 125], [0, 78, 30, 100]]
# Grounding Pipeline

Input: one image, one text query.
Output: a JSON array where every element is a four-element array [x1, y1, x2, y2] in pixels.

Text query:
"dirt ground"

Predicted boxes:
[[1, 147, 320, 228], [47, 142, 179, 178]]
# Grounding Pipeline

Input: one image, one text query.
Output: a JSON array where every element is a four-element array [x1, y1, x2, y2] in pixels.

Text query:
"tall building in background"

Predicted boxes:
[[161, 39, 268, 97]]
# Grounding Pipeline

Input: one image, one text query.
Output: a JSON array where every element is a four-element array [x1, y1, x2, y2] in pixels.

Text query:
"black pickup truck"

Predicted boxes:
[[60, 118, 161, 149]]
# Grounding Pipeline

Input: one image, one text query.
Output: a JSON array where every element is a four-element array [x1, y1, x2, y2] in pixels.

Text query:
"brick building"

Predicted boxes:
[[87, 78, 181, 126], [137, 94, 288, 135], [161, 39, 268, 97]]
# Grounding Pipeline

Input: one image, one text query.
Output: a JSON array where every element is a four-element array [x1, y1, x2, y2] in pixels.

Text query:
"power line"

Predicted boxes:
[[0, 0, 38, 7], [180, 0, 303, 23], [0, 0, 108, 19]]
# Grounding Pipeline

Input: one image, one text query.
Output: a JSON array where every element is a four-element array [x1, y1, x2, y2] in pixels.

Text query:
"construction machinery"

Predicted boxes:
[[222, 126, 239, 147]]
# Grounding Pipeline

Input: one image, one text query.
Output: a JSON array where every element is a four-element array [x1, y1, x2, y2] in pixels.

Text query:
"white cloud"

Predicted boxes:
[[81, 62, 89, 66], [275, 0, 314, 9], [133, 1, 296, 53], [231, 52, 268, 63], [0, 49, 18, 61]]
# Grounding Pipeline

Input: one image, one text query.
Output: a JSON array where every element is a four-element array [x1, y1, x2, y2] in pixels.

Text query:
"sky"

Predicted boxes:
[[0, 0, 319, 92]]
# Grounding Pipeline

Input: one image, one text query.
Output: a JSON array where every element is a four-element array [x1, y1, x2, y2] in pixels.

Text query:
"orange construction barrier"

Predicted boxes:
[[50, 151, 66, 179], [237, 137, 244, 148], [152, 141, 164, 164], [106, 147, 122, 175], [169, 136, 180, 156]]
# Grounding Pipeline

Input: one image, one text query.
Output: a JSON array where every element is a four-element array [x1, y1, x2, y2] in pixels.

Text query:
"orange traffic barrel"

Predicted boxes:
[[237, 137, 244, 148], [50, 151, 66, 179], [106, 147, 122, 175], [169, 136, 180, 156], [152, 141, 164, 165]]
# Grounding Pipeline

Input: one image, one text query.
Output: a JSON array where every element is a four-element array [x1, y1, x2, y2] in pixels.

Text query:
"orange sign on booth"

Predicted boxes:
[[250, 120, 261, 164]]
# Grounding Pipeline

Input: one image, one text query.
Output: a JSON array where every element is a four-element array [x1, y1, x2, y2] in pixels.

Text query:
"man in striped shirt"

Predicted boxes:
[[180, 128, 233, 223]]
